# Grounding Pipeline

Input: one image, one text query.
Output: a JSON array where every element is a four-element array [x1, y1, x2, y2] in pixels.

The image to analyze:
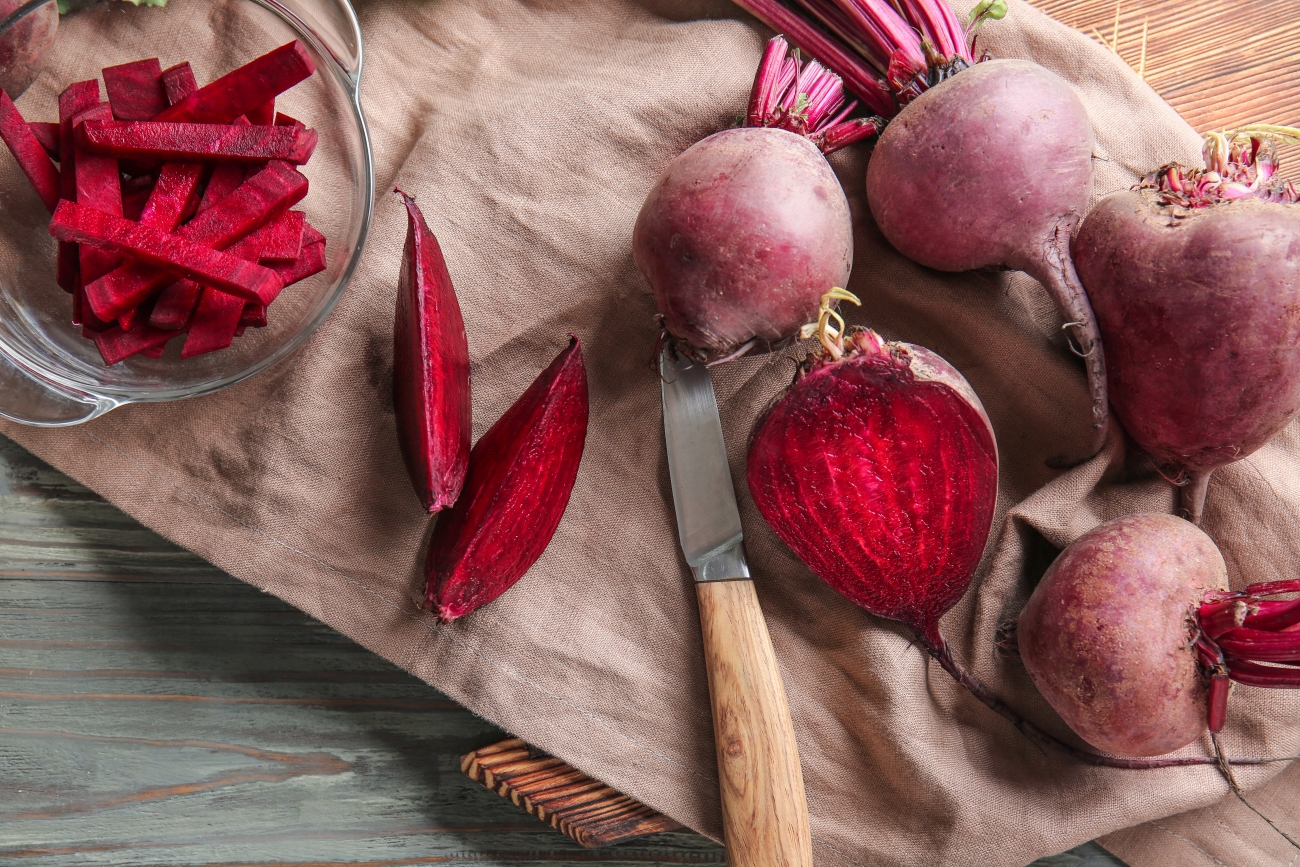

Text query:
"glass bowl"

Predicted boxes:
[[0, 0, 372, 425]]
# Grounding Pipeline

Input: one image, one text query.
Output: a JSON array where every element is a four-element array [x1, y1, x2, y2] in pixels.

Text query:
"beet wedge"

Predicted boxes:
[[78, 120, 318, 165], [85, 160, 307, 319], [426, 337, 588, 621], [157, 41, 315, 124], [102, 58, 167, 122], [392, 190, 471, 513], [0, 89, 60, 212], [50, 201, 283, 305]]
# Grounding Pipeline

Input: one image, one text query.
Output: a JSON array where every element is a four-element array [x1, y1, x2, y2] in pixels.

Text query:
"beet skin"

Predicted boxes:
[[1018, 513, 1227, 757], [634, 126, 852, 363], [866, 59, 1107, 462], [1075, 191, 1300, 521]]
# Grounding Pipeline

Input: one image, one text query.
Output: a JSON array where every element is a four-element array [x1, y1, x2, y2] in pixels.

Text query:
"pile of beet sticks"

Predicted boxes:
[[0, 40, 328, 365]]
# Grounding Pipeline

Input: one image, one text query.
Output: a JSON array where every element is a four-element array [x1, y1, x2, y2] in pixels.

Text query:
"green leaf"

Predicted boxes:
[[967, 0, 1007, 27]]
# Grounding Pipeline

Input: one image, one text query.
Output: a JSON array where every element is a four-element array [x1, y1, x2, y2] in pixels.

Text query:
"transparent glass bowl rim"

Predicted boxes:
[[0, 0, 374, 413]]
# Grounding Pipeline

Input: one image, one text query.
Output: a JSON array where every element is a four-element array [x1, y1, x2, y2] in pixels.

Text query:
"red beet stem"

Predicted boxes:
[[1245, 598, 1300, 632], [1207, 676, 1230, 732], [889, 0, 971, 65], [729, 0, 897, 116], [1241, 579, 1300, 597], [743, 37, 884, 153], [1214, 628, 1300, 662], [1224, 658, 1300, 689]]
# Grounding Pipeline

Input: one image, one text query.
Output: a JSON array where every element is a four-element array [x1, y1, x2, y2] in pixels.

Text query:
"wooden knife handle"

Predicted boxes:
[[696, 579, 812, 867]]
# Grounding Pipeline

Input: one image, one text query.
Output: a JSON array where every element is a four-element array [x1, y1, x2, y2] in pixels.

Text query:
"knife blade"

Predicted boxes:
[[660, 344, 812, 867]]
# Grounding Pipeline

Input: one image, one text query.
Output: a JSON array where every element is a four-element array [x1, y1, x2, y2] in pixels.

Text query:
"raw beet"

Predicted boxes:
[[0, 87, 58, 212], [866, 59, 1106, 463], [392, 189, 472, 513], [748, 326, 998, 645], [427, 337, 588, 621], [633, 39, 871, 365], [0, 0, 57, 99], [1075, 141, 1300, 524], [1017, 514, 1226, 757]]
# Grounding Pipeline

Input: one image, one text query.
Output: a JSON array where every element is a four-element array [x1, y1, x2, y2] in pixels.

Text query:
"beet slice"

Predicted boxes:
[[393, 190, 471, 513], [258, 209, 305, 262], [160, 62, 198, 106], [156, 41, 315, 125], [270, 238, 325, 285], [94, 322, 180, 366], [102, 58, 167, 122], [248, 99, 275, 126], [50, 201, 284, 305], [302, 220, 325, 247], [78, 120, 318, 165], [85, 160, 307, 319], [121, 174, 156, 221], [56, 81, 99, 293], [273, 111, 304, 129], [239, 304, 267, 328], [181, 288, 246, 358], [425, 338, 587, 619], [149, 280, 203, 331], [72, 104, 124, 286], [28, 121, 60, 158], [140, 343, 167, 359], [137, 162, 205, 231], [194, 117, 253, 216], [0, 89, 60, 213]]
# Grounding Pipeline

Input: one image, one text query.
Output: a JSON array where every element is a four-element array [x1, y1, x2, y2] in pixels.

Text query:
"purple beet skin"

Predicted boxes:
[[866, 59, 1106, 463], [0, 0, 58, 99], [1018, 514, 1227, 757], [633, 39, 876, 366], [1075, 190, 1300, 523]]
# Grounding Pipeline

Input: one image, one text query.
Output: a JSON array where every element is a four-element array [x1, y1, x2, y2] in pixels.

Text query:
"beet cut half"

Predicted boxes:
[[392, 189, 472, 513], [426, 337, 587, 621]]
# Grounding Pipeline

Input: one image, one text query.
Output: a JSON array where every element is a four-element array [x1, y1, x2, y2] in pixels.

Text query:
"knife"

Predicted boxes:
[[660, 344, 812, 867]]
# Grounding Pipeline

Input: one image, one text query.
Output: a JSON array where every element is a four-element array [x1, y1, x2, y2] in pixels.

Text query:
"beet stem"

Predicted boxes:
[[728, 0, 898, 116], [923, 635, 1245, 769], [1026, 231, 1109, 466]]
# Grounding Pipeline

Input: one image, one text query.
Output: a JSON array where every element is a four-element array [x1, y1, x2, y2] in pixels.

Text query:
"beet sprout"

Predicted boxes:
[[1142, 126, 1300, 207]]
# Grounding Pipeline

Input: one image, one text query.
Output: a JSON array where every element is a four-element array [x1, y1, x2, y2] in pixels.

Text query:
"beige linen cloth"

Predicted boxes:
[[5, 0, 1300, 864]]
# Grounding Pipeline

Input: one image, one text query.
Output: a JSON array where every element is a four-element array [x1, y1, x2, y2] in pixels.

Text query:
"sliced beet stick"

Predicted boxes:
[[248, 99, 275, 126], [49, 201, 284, 306], [78, 120, 317, 165], [181, 287, 245, 358], [56, 81, 99, 293], [73, 104, 124, 287], [302, 220, 325, 247], [103, 58, 168, 122], [27, 121, 61, 161], [94, 322, 181, 366], [274, 112, 304, 129], [149, 280, 203, 331], [157, 41, 315, 125], [160, 62, 198, 106], [85, 160, 307, 319], [137, 162, 205, 231], [0, 90, 60, 213]]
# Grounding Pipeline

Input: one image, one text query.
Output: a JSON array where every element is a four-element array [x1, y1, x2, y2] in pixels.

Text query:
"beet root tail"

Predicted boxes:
[[1027, 230, 1109, 468]]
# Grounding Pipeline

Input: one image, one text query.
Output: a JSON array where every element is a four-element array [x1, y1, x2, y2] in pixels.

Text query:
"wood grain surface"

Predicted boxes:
[[695, 579, 811, 867], [1030, 0, 1300, 166]]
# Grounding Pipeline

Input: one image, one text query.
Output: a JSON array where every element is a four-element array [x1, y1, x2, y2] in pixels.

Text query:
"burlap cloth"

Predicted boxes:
[[6, 0, 1300, 864]]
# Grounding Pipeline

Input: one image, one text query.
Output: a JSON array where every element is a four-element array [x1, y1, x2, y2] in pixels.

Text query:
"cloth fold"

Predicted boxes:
[[4, 1, 1298, 865]]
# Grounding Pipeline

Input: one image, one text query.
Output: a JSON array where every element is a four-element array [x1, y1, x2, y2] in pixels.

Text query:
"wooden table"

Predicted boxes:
[[3, 2, 1296, 865]]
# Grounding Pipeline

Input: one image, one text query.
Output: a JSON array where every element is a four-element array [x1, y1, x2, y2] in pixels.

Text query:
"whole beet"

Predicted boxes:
[[0, 0, 57, 98], [1075, 190, 1300, 523], [866, 59, 1106, 463], [1018, 514, 1228, 757], [634, 126, 852, 364]]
